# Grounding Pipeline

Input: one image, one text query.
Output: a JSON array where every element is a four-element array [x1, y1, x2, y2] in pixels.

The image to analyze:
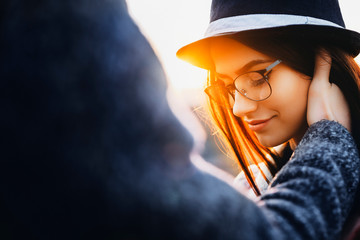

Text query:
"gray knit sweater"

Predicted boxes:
[[138, 120, 360, 240], [258, 120, 360, 239]]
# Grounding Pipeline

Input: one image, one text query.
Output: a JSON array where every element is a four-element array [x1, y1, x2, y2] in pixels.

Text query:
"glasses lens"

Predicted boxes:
[[205, 85, 234, 108], [235, 72, 271, 101]]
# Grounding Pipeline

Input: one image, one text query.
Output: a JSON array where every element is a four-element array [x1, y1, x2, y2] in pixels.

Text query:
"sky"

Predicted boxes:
[[126, 0, 360, 96], [126, 0, 210, 92]]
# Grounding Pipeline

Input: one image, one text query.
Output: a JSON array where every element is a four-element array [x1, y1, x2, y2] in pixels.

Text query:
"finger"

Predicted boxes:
[[312, 49, 332, 82]]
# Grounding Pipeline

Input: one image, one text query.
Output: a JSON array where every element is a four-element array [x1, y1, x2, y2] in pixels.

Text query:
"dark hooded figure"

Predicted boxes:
[[0, 0, 359, 240]]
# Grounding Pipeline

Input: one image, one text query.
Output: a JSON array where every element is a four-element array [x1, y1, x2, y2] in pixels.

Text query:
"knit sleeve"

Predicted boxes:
[[259, 120, 360, 240], [133, 120, 360, 239]]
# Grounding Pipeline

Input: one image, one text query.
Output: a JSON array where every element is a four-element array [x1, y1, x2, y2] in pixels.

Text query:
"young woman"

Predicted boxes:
[[177, 0, 360, 238], [205, 30, 359, 197]]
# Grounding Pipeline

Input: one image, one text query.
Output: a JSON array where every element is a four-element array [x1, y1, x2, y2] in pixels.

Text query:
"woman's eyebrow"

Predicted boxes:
[[216, 59, 273, 79]]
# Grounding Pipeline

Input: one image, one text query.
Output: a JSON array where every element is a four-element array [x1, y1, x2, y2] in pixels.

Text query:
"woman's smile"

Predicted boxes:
[[244, 116, 275, 132]]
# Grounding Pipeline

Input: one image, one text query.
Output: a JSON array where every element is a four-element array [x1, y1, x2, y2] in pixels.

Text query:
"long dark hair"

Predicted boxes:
[[206, 26, 360, 195]]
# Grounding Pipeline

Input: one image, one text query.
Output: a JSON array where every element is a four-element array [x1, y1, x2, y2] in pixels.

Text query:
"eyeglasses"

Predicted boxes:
[[205, 59, 282, 107]]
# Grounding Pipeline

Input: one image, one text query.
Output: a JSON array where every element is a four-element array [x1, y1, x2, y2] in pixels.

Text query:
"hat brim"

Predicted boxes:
[[177, 23, 360, 70]]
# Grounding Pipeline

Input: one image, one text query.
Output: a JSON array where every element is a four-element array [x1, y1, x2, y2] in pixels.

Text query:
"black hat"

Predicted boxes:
[[177, 0, 360, 69]]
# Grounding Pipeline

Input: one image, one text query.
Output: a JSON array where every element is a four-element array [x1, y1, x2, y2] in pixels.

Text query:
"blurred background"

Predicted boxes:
[[126, 0, 360, 176]]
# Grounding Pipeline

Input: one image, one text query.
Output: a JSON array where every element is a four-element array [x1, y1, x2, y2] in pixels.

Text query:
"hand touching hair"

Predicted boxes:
[[307, 50, 351, 132]]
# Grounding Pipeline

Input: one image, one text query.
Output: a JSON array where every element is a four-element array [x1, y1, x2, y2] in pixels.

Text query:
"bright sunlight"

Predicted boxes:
[[127, 0, 360, 107]]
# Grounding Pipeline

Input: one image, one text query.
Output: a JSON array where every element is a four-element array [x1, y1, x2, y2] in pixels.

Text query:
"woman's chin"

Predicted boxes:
[[256, 134, 288, 148]]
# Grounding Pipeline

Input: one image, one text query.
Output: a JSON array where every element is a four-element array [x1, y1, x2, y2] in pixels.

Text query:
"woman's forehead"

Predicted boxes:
[[210, 37, 269, 61], [210, 37, 272, 77]]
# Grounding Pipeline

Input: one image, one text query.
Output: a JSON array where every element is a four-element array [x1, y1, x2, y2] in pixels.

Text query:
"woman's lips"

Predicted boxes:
[[245, 117, 274, 132]]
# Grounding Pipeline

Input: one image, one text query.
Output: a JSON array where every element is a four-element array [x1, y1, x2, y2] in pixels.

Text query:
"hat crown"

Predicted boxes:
[[210, 0, 345, 27]]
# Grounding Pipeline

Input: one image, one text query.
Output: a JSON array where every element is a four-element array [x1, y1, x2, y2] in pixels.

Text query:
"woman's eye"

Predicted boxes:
[[247, 71, 270, 87], [250, 78, 266, 87]]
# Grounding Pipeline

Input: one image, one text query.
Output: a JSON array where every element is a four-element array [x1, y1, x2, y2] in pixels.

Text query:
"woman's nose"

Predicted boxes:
[[232, 91, 258, 117]]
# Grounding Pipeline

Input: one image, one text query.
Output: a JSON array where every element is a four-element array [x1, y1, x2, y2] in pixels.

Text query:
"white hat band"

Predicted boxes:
[[205, 14, 344, 37]]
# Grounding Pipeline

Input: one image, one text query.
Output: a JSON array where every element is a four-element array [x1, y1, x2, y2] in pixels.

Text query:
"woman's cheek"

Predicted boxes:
[[268, 70, 311, 144]]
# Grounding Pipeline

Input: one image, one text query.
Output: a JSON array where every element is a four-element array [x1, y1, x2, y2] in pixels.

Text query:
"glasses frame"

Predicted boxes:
[[207, 59, 282, 106], [228, 59, 282, 102]]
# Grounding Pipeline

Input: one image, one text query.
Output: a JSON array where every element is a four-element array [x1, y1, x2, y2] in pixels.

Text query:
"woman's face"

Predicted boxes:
[[210, 37, 311, 147]]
